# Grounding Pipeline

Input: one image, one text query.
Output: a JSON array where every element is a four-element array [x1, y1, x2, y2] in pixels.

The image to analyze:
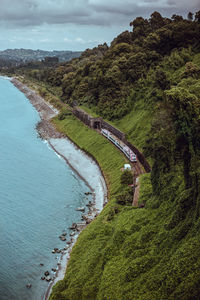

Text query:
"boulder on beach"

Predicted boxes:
[[69, 223, 77, 230], [44, 271, 49, 276], [52, 268, 57, 273], [86, 201, 93, 207], [46, 276, 51, 282], [53, 248, 61, 253], [85, 192, 92, 195], [59, 235, 66, 241], [86, 219, 92, 224]]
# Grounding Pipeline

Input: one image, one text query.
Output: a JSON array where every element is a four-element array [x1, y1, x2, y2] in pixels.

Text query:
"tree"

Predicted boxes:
[[165, 87, 199, 189], [121, 170, 133, 185], [130, 17, 150, 38], [187, 12, 194, 21], [171, 14, 183, 22], [144, 32, 161, 51], [195, 10, 200, 23], [182, 62, 200, 79], [154, 67, 170, 90], [150, 11, 165, 30], [111, 31, 132, 47]]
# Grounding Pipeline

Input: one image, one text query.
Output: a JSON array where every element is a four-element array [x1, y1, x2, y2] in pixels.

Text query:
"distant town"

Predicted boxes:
[[0, 48, 82, 67]]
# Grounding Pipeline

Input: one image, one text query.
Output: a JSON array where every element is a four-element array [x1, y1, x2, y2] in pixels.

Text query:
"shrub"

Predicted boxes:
[[116, 187, 133, 205], [58, 108, 72, 120], [121, 170, 133, 185]]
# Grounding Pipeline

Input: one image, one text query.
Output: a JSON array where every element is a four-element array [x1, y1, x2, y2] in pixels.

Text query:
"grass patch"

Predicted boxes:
[[138, 173, 152, 207], [53, 115, 128, 195]]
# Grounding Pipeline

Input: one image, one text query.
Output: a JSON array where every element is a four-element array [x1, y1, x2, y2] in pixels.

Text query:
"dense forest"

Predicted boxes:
[[11, 11, 200, 120], [6, 10, 200, 299]]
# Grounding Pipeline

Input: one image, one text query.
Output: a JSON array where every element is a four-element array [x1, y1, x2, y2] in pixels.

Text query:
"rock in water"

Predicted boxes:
[[76, 207, 85, 212]]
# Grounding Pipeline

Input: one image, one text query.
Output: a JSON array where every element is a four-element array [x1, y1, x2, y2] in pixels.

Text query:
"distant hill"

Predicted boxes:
[[0, 48, 82, 64]]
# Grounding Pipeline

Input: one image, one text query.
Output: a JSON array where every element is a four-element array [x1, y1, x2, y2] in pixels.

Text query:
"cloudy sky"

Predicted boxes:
[[0, 0, 199, 51]]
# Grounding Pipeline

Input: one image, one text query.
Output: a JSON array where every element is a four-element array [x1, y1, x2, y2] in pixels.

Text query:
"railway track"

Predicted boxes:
[[96, 127, 147, 207]]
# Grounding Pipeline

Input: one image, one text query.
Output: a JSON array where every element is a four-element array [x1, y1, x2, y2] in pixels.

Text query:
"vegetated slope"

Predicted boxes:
[[10, 11, 200, 299], [50, 49, 200, 298], [48, 12, 200, 300]]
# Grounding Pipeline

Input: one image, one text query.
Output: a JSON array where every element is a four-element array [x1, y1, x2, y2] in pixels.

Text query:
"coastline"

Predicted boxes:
[[10, 77, 107, 300]]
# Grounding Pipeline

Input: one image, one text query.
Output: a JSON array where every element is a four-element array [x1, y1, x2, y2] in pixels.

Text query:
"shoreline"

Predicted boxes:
[[10, 77, 107, 300]]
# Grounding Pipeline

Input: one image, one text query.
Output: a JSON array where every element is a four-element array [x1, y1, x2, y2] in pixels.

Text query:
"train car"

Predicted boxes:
[[101, 128, 109, 138], [123, 146, 137, 162], [101, 129, 137, 162]]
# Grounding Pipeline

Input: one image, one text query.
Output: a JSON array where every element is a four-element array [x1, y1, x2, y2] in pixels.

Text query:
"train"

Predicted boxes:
[[101, 128, 137, 162]]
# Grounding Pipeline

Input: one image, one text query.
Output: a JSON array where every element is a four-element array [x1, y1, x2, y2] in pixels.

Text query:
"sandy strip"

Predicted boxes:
[[10, 77, 107, 300]]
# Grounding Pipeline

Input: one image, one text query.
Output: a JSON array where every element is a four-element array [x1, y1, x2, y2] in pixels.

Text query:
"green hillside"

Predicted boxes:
[[8, 11, 200, 300]]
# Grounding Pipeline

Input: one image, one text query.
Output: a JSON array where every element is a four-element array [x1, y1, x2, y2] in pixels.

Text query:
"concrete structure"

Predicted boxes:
[[124, 164, 131, 170]]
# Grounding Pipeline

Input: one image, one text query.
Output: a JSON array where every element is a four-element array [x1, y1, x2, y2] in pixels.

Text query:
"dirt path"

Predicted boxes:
[[132, 161, 145, 207], [132, 177, 140, 207]]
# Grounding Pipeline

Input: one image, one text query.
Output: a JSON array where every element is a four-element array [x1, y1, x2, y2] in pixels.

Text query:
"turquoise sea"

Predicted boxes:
[[0, 78, 91, 299]]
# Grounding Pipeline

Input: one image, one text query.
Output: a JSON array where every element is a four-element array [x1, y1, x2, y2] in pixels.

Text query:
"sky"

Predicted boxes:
[[0, 0, 199, 51]]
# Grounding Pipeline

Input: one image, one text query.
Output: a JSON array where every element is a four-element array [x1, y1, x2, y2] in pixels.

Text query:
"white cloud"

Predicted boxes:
[[0, 0, 199, 28], [64, 37, 72, 42], [75, 37, 84, 43], [40, 38, 51, 42]]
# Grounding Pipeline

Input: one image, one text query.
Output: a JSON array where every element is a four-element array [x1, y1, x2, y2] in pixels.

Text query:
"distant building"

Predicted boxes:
[[44, 56, 59, 64]]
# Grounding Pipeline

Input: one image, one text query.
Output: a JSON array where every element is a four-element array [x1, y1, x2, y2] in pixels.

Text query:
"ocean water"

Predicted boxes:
[[0, 78, 91, 300]]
